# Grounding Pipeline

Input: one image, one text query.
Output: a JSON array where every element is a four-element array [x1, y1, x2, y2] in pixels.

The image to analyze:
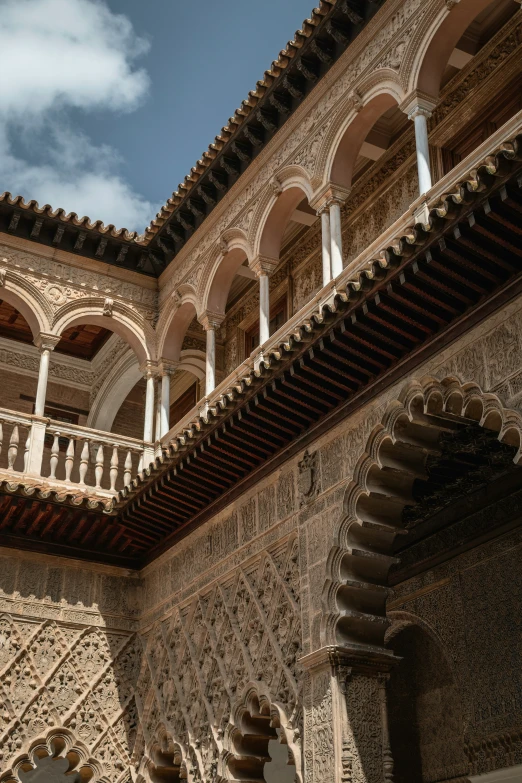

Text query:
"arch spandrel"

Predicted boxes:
[[322, 375, 522, 650]]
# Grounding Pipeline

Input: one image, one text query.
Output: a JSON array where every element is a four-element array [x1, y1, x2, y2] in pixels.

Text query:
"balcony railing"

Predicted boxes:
[[0, 408, 149, 496]]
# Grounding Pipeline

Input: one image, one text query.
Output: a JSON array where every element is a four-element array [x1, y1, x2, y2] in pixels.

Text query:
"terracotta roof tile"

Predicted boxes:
[[143, 1, 336, 241]]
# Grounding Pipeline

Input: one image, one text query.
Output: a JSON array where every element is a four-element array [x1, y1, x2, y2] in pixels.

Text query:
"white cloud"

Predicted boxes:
[[0, 0, 157, 231]]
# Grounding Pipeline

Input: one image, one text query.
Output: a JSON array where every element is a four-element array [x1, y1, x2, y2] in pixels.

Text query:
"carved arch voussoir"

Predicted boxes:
[[402, 1, 453, 94], [0, 269, 54, 335], [0, 728, 106, 783], [322, 375, 522, 650]]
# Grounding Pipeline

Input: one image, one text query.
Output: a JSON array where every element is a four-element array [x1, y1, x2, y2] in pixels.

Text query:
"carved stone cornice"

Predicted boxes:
[[299, 645, 398, 675]]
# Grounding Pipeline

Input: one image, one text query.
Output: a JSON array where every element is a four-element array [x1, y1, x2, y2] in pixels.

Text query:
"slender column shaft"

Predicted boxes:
[[160, 372, 171, 437], [143, 373, 155, 443], [34, 349, 51, 417], [321, 208, 332, 287], [259, 273, 270, 346], [412, 110, 432, 195], [330, 200, 344, 279], [155, 379, 162, 441], [206, 327, 216, 396]]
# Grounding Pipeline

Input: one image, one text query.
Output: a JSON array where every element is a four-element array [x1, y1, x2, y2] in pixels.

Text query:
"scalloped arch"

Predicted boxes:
[[223, 680, 303, 783], [321, 375, 522, 650], [1, 727, 106, 783]]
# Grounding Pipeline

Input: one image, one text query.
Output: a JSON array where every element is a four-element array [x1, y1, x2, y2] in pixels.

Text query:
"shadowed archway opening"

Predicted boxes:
[[386, 622, 467, 783]]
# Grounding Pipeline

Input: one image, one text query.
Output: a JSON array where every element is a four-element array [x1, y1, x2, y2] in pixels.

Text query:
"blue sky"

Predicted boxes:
[[0, 0, 313, 232]]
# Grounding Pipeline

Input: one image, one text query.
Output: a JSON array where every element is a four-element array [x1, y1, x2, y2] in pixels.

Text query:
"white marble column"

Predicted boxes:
[[154, 378, 162, 442], [160, 372, 171, 438], [142, 368, 156, 443], [201, 313, 225, 396], [408, 105, 433, 196], [259, 273, 270, 346], [251, 256, 278, 349], [319, 206, 332, 287], [27, 334, 60, 476], [34, 335, 59, 416], [329, 199, 344, 279]]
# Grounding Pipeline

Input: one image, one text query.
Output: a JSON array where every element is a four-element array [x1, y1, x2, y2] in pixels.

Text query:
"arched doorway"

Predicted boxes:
[[386, 621, 467, 783]]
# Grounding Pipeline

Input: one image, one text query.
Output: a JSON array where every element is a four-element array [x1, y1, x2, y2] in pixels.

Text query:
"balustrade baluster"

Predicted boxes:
[[50, 433, 60, 479], [0, 422, 3, 460], [95, 444, 104, 489], [138, 453, 143, 473], [124, 450, 133, 488], [110, 446, 119, 492], [7, 426, 19, 470], [65, 438, 75, 482], [79, 440, 89, 485], [24, 430, 30, 473]]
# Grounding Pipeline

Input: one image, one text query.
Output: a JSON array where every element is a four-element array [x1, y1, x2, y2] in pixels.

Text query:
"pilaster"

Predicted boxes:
[[301, 645, 398, 783]]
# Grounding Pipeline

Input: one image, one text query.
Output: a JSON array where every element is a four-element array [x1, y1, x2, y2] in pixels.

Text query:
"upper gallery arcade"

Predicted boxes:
[[0, 0, 520, 555]]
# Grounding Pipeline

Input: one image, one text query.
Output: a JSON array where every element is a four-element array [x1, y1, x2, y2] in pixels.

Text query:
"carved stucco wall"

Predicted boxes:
[[3, 286, 522, 780]]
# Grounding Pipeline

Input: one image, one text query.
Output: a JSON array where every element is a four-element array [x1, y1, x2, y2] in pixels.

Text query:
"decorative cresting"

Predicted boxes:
[[0, 728, 105, 783], [322, 376, 522, 651], [222, 682, 302, 783]]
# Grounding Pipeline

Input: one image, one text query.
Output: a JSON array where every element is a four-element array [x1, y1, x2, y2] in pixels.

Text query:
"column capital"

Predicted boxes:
[[139, 360, 160, 378], [400, 90, 437, 120], [199, 310, 226, 331], [310, 183, 352, 213], [300, 645, 398, 675], [250, 254, 278, 277], [34, 333, 61, 352], [158, 358, 179, 376]]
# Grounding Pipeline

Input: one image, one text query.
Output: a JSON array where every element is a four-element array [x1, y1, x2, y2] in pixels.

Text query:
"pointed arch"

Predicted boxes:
[[322, 375, 522, 650]]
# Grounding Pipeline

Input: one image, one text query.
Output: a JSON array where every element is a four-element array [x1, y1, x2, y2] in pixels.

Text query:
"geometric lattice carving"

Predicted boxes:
[[0, 617, 138, 782], [133, 536, 303, 782]]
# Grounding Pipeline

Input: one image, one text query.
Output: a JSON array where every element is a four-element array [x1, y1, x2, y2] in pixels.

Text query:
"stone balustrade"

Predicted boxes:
[[0, 407, 149, 494]]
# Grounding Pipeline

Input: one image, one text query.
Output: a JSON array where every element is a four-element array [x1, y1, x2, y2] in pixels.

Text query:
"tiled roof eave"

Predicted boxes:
[[116, 131, 522, 517]]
